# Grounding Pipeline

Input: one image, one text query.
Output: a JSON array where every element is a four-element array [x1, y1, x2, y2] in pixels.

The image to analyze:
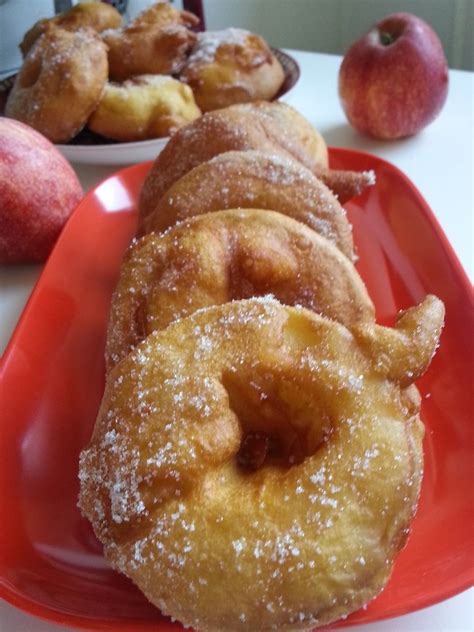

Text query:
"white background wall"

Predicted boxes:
[[199, 0, 473, 71], [0, 0, 55, 77]]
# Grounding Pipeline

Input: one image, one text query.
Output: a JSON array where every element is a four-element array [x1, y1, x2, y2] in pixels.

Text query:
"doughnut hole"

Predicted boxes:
[[224, 360, 333, 471], [19, 56, 42, 88]]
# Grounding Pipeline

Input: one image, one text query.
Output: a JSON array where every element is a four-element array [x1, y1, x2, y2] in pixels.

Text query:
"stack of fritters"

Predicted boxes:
[[6, 1, 286, 143], [78, 100, 444, 632]]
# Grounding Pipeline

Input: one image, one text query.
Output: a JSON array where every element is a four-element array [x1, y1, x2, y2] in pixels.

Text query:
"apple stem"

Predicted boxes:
[[379, 30, 395, 46]]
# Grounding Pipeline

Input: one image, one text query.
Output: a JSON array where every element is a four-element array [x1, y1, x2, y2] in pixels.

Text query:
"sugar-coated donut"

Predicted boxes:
[[103, 2, 199, 81], [179, 28, 285, 112], [142, 150, 354, 259], [20, 0, 123, 56], [6, 27, 108, 143], [138, 101, 329, 228], [79, 295, 444, 631], [105, 208, 374, 370], [88, 75, 201, 141], [139, 101, 375, 230]]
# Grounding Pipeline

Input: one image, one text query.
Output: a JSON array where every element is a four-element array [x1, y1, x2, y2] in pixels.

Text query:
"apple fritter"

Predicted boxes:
[[80, 295, 443, 631]]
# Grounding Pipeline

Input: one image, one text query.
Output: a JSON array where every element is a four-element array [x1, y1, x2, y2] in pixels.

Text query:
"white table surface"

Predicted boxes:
[[0, 50, 473, 631]]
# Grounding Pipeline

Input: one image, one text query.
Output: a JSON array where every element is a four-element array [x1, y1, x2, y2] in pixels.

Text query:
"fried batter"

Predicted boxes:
[[138, 101, 374, 230], [138, 101, 329, 228], [88, 75, 201, 141], [103, 2, 199, 81], [79, 296, 442, 631], [106, 209, 374, 371], [20, 0, 123, 56], [179, 28, 284, 112], [6, 27, 108, 143], [142, 150, 354, 259]]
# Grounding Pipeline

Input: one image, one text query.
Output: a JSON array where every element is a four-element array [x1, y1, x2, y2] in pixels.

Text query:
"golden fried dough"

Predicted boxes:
[[180, 28, 285, 112], [79, 296, 443, 630], [103, 2, 199, 81], [105, 209, 374, 370], [6, 28, 108, 144], [20, 0, 123, 56], [142, 150, 354, 258], [138, 101, 329, 228], [88, 75, 201, 142], [354, 295, 445, 387], [315, 165, 376, 205]]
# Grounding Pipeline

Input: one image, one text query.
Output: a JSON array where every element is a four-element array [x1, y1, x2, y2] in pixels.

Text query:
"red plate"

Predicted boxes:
[[0, 149, 472, 630]]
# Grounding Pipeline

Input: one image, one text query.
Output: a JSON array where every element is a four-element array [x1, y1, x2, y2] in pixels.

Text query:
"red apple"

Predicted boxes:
[[0, 118, 83, 263], [338, 13, 449, 140]]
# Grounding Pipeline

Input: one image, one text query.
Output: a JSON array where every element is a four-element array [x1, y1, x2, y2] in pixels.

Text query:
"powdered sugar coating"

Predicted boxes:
[[79, 297, 432, 631], [103, 1, 198, 81], [19, 0, 122, 56], [105, 208, 374, 371], [185, 28, 266, 69], [144, 149, 355, 260], [6, 27, 108, 143], [178, 27, 284, 112], [138, 101, 330, 227]]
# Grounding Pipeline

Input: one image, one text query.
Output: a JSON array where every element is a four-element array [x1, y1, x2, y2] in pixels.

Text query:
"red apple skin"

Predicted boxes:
[[338, 13, 449, 140], [0, 117, 83, 263]]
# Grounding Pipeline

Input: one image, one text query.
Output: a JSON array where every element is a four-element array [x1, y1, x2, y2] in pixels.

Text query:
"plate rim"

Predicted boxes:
[[55, 136, 169, 153]]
